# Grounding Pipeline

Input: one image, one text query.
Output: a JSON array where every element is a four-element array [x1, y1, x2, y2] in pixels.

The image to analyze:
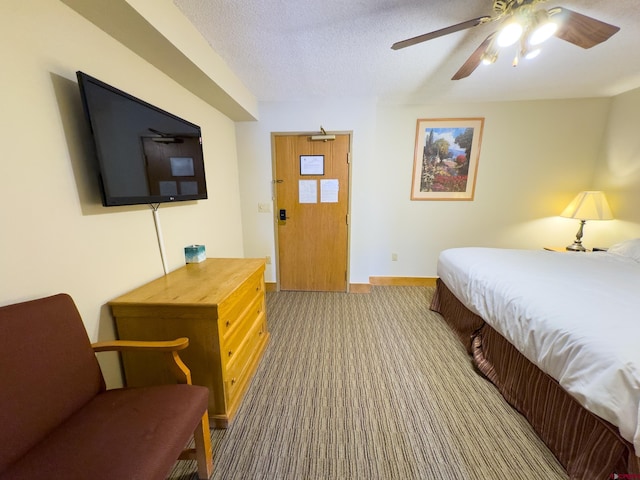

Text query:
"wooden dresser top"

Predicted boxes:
[[109, 258, 265, 307]]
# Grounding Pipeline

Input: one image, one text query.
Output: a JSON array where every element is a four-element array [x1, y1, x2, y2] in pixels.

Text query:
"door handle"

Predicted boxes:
[[279, 209, 287, 221]]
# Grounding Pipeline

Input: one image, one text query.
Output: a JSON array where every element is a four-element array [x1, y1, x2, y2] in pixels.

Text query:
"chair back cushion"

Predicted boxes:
[[0, 293, 103, 473]]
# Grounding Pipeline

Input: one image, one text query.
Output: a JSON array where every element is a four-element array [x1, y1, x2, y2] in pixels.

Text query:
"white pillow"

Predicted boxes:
[[608, 238, 640, 263]]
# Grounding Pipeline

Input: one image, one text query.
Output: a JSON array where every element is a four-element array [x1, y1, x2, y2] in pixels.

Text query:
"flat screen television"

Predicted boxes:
[[76, 71, 208, 206]]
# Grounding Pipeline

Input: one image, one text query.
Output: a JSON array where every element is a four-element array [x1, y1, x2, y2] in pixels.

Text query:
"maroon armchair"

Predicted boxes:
[[0, 293, 213, 480]]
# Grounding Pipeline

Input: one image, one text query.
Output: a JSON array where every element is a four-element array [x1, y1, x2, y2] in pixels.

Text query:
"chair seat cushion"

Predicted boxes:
[[0, 384, 209, 480]]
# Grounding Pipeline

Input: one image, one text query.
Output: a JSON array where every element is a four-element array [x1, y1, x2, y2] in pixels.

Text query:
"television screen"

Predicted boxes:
[[76, 71, 208, 206]]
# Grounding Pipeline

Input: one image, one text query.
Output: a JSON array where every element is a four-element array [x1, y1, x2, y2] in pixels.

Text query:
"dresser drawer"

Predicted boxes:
[[224, 312, 267, 403], [220, 293, 265, 364], [222, 301, 265, 374], [218, 269, 264, 337]]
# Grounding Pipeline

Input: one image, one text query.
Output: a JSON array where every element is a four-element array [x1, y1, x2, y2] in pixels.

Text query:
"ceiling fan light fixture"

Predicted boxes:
[[497, 21, 523, 47], [392, 3, 620, 81], [481, 39, 499, 65], [481, 52, 498, 65], [524, 47, 541, 59], [529, 15, 558, 45]]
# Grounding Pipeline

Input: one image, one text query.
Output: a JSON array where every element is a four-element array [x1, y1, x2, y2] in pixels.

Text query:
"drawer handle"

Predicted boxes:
[[225, 320, 230, 328], [228, 350, 233, 357], [231, 378, 236, 386]]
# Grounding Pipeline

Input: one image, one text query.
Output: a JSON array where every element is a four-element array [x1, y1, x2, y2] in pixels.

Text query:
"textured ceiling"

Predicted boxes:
[[174, 0, 640, 104]]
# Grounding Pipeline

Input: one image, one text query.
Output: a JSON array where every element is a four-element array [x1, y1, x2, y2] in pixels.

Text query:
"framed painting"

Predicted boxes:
[[410, 117, 484, 200]]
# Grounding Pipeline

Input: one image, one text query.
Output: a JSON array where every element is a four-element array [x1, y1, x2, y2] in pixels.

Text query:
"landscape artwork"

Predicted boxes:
[[411, 118, 484, 200]]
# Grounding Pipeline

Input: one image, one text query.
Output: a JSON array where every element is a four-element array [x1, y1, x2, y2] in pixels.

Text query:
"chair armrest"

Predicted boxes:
[[92, 337, 193, 384], [92, 337, 189, 353]]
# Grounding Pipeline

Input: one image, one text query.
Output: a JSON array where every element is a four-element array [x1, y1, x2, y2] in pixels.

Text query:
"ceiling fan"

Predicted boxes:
[[391, 0, 620, 80]]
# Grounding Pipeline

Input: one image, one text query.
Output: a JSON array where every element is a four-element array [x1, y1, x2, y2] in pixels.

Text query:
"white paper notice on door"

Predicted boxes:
[[300, 155, 324, 175], [299, 179, 317, 203], [320, 179, 339, 203]]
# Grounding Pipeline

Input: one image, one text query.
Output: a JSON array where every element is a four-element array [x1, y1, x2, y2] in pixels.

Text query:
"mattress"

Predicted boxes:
[[436, 247, 640, 453]]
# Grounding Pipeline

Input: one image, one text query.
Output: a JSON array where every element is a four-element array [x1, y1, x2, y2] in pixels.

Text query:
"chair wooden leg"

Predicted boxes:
[[194, 412, 213, 479]]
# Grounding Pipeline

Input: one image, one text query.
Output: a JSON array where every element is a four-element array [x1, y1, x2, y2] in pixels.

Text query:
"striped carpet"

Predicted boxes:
[[170, 286, 567, 479]]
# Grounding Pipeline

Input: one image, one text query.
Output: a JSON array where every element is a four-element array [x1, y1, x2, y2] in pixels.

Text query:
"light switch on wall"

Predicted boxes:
[[258, 203, 272, 213]]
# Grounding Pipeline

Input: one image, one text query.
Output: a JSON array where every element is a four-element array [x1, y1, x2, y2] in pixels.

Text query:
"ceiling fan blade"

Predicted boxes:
[[552, 7, 620, 49], [452, 32, 496, 80], [391, 16, 492, 50]]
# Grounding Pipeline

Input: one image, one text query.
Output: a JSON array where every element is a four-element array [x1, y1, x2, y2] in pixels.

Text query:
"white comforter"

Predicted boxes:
[[437, 247, 640, 453]]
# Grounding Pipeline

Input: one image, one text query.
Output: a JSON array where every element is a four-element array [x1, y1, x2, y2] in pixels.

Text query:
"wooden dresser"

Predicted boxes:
[[109, 258, 269, 428]]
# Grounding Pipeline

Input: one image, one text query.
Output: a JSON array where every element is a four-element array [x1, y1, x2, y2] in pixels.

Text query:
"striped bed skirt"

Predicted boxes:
[[431, 278, 639, 480]]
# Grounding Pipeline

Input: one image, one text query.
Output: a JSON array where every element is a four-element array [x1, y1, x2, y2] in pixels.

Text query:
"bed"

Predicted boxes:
[[430, 240, 640, 479]]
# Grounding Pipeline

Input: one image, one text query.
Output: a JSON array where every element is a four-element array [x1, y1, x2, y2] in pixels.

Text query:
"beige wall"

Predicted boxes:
[[237, 97, 621, 282], [370, 99, 617, 276], [592, 86, 640, 244], [0, 1, 246, 385]]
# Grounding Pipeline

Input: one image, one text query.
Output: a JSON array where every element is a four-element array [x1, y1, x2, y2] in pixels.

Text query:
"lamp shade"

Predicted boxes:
[[560, 191, 613, 220]]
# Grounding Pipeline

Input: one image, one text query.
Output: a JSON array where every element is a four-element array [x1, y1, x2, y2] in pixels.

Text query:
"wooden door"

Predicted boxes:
[[274, 133, 350, 292]]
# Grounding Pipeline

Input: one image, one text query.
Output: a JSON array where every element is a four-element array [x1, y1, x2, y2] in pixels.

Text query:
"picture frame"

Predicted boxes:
[[410, 117, 484, 201]]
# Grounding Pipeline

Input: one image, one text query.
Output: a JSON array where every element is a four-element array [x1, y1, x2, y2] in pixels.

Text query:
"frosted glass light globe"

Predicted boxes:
[[530, 22, 558, 45], [497, 22, 523, 47]]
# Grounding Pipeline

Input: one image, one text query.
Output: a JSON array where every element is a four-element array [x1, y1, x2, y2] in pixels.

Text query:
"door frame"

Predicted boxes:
[[270, 130, 353, 292]]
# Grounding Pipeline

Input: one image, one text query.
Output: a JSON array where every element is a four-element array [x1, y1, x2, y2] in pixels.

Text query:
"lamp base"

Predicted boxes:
[[565, 242, 586, 252], [566, 219, 587, 252]]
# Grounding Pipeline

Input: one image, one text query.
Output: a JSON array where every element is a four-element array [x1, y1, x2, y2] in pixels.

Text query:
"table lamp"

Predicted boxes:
[[560, 191, 613, 251]]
